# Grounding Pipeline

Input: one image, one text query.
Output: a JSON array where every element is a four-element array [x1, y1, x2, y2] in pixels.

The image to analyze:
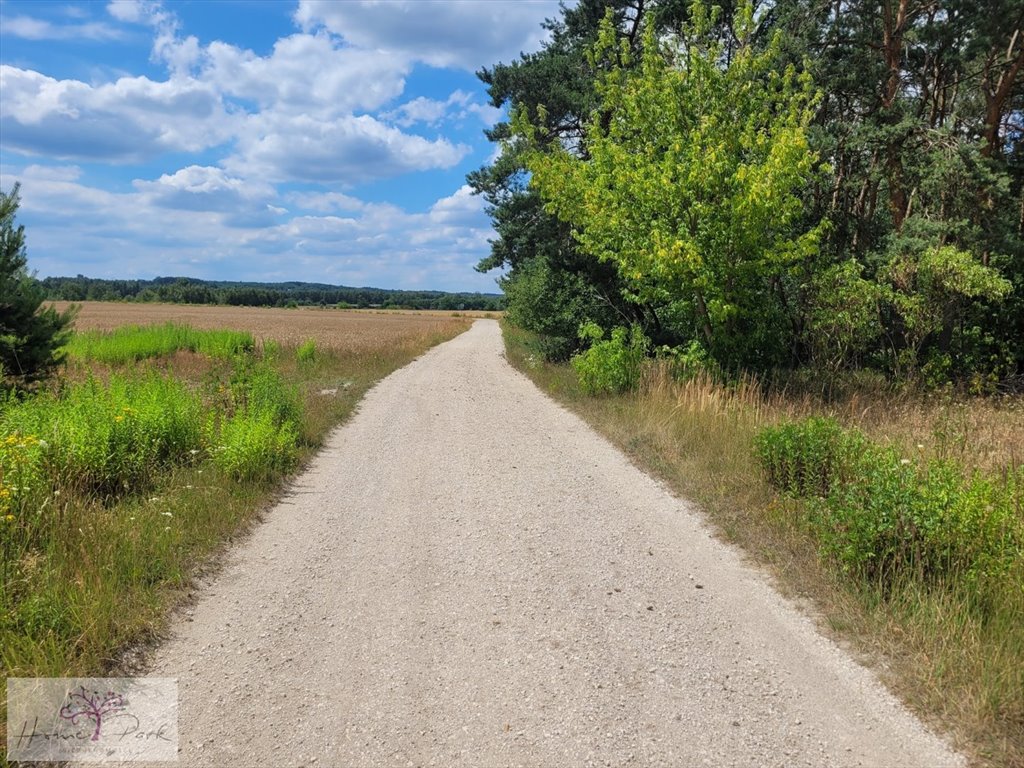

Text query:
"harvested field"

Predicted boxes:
[[50, 301, 476, 352]]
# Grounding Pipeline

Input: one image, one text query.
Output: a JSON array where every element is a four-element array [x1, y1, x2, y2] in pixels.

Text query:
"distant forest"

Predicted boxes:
[[42, 275, 505, 312]]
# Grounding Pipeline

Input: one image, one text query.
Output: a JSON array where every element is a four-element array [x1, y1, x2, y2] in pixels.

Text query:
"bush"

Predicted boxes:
[[229, 359, 301, 428], [296, 339, 317, 364], [754, 417, 863, 498], [210, 357, 302, 480], [211, 412, 297, 481], [571, 322, 649, 395], [2, 373, 203, 496], [755, 417, 1024, 589]]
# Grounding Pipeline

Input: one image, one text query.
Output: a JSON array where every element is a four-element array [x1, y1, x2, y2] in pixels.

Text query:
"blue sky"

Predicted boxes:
[[0, 0, 562, 292]]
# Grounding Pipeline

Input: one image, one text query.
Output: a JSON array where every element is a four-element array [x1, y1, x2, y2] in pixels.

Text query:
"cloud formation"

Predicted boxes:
[[0, 14, 126, 41], [0, 0, 549, 289], [1, 162, 497, 291], [294, 0, 559, 71]]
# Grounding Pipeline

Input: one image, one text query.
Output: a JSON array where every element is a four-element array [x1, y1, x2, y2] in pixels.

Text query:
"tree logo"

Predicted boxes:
[[58, 685, 128, 742]]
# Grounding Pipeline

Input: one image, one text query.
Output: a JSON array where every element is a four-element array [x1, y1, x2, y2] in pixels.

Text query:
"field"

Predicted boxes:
[[504, 324, 1024, 768], [1, 304, 470, 759], [51, 300, 480, 351]]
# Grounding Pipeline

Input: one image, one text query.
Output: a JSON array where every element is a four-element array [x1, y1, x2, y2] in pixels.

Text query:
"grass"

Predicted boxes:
[[0, 315, 469, 761], [504, 322, 1023, 768], [65, 322, 254, 364]]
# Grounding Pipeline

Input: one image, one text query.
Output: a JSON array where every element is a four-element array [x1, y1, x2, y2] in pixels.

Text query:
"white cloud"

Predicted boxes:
[[382, 90, 502, 132], [106, 0, 199, 75], [203, 33, 408, 116], [294, 0, 559, 71], [287, 191, 366, 214], [1, 14, 126, 41], [0, 0, 542, 290], [225, 112, 471, 184], [61, 6, 92, 21], [0, 163, 498, 291], [106, 0, 147, 23], [133, 166, 276, 215], [0, 65, 235, 161]]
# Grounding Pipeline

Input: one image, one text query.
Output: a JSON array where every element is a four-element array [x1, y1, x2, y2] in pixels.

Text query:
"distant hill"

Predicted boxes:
[[42, 275, 505, 312]]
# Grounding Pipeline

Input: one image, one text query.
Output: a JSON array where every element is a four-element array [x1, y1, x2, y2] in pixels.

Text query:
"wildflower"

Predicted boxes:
[[900, 458, 911, 465], [162, 511, 173, 517], [4, 514, 14, 523], [916, 443, 925, 450], [114, 416, 124, 423]]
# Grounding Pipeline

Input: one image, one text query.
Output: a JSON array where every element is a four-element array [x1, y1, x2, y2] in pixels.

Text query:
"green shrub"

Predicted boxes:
[[296, 338, 317, 364], [756, 417, 1024, 590], [754, 417, 863, 497], [1, 183, 75, 391], [229, 359, 301, 428], [209, 357, 302, 479], [571, 322, 649, 395], [2, 373, 203, 496], [211, 412, 298, 481]]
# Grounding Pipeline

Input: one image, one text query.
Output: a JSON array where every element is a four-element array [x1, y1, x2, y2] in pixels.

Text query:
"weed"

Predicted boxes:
[[296, 338, 317, 364], [572, 322, 649, 395], [66, 323, 253, 364]]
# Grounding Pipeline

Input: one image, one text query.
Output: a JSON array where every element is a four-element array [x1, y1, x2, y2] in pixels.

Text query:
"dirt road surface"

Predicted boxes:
[[125, 320, 963, 767]]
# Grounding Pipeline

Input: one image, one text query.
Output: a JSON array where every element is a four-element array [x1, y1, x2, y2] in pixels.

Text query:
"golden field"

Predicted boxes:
[[51, 301, 477, 352]]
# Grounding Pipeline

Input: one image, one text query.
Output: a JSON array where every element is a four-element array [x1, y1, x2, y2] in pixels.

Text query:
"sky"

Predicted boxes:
[[0, 0, 563, 293]]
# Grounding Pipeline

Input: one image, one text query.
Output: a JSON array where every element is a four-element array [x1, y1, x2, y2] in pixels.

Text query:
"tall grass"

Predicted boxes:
[[66, 323, 254, 364], [0, 318, 468, 763], [503, 322, 1023, 768]]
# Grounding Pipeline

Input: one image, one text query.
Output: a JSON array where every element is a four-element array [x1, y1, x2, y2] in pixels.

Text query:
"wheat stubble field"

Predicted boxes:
[[52, 301, 477, 351]]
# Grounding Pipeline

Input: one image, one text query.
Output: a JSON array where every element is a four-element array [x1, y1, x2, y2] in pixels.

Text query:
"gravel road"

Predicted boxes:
[[126, 319, 963, 767]]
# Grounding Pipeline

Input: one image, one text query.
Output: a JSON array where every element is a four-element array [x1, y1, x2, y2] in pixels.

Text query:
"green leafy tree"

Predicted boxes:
[[883, 245, 1013, 380], [0, 184, 74, 390], [469, 0, 703, 359], [771, 0, 1024, 379], [517, 2, 825, 371]]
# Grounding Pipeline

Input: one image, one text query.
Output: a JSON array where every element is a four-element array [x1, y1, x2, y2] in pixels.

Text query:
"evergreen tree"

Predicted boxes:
[[0, 183, 74, 390]]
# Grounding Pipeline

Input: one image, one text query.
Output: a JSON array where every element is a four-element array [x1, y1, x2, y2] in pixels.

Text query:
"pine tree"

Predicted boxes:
[[0, 183, 74, 390]]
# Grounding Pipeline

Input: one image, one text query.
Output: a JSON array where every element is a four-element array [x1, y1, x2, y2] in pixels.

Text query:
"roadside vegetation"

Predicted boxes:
[[0, 314, 469, 755], [480, 2, 1022, 764], [505, 323, 1022, 766]]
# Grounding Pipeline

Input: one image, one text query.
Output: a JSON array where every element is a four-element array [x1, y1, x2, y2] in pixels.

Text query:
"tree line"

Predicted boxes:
[[470, 0, 1023, 388], [42, 276, 505, 312]]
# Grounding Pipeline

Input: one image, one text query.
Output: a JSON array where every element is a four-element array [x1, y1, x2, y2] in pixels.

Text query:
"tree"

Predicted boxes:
[[0, 184, 74, 390], [517, 2, 825, 371], [470, 0, 702, 359]]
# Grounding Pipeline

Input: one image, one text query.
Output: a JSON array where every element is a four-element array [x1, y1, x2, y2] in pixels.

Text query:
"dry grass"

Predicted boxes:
[[505, 324, 1023, 768]]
